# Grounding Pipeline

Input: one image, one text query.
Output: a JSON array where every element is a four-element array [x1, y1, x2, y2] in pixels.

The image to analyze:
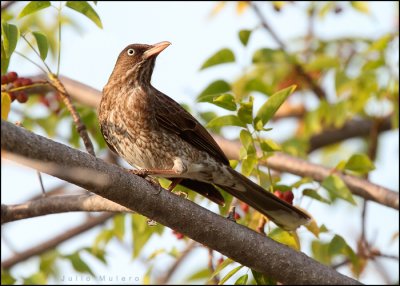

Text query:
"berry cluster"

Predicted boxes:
[[1, 72, 32, 103], [274, 190, 294, 205]]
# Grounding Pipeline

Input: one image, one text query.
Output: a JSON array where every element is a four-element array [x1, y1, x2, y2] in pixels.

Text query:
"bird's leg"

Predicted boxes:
[[129, 168, 183, 177], [227, 206, 237, 222], [168, 178, 183, 192]]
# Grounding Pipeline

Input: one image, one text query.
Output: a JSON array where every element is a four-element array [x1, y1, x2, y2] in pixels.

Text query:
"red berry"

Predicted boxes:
[[39, 95, 50, 107], [16, 91, 28, 103], [217, 257, 224, 265], [240, 202, 249, 213], [9, 92, 16, 102], [13, 78, 23, 88], [234, 212, 241, 220], [274, 190, 294, 205], [274, 190, 284, 200], [7, 71, 18, 83], [20, 78, 32, 86], [1, 75, 9, 84], [172, 230, 184, 240]]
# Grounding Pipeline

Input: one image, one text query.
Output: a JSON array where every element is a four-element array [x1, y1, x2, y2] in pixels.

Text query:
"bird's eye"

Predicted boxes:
[[127, 49, 135, 56]]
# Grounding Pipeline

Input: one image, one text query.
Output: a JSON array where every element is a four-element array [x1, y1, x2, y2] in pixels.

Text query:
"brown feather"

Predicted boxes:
[[153, 89, 230, 165]]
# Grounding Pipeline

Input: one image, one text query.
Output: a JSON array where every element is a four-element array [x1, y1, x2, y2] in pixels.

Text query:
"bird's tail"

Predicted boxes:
[[217, 168, 310, 231]]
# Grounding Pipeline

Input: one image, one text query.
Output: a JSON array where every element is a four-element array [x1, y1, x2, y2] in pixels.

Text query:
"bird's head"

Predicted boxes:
[[108, 41, 171, 86]]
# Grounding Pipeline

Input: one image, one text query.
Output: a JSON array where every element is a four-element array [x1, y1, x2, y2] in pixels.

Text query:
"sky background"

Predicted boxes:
[[1, 1, 399, 284]]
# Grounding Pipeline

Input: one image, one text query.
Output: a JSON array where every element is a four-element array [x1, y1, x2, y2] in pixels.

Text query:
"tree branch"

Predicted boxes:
[[250, 2, 327, 100], [1, 120, 360, 284], [1, 194, 132, 224], [1, 213, 113, 270]]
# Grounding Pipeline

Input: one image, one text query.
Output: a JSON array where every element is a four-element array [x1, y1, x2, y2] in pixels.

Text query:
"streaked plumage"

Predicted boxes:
[[98, 42, 310, 230]]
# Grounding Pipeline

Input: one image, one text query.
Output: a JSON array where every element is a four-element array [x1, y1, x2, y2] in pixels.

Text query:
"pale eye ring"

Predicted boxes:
[[127, 49, 135, 56]]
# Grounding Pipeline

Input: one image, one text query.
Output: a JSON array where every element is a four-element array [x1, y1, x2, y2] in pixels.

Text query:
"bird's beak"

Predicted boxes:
[[144, 41, 171, 59]]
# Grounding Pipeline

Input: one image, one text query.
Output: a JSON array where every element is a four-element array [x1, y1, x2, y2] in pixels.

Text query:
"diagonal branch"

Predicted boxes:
[[1, 194, 132, 224], [1, 213, 113, 270], [1, 120, 360, 285], [250, 2, 327, 99]]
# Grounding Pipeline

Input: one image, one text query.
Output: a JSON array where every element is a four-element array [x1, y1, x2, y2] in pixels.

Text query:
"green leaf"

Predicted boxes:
[[39, 250, 60, 275], [254, 85, 296, 130], [252, 48, 285, 64], [113, 214, 125, 241], [1, 270, 16, 285], [239, 29, 251, 46], [235, 274, 248, 285], [350, 1, 369, 14], [206, 115, 245, 128], [18, 1, 51, 18], [213, 93, 237, 111], [311, 240, 332, 265], [268, 228, 300, 251], [209, 258, 234, 282], [66, 1, 103, 28], [32, 31, 49, 60], [197, 80, 231, 102], [131, 214, 164, 258], [186, 268, 212, 282], [93, 229, 114, 251], [251, 270, 275, 285], [83, 247, 107, 264], [304, 55, 339, 72], [219, 266, 243, 285], [240, 129, 256, 156], [1, 22, 19, 58], [260, 138, 281, 152], [244, 78, 271, 95], [321, 175, 356, 205], [237, 97, 253, 124], [242, 154, 257, 177], [368, 34, 393, 52], [64, 252, 94, 276], [329, 235, 356, 258], [303, 188, 331, 204], [1, 93, 11, 120], [344, 153, 375, 174], [200, 48, 235, 70], [23, 272, 47, 285], [1, 42, 10, 74]]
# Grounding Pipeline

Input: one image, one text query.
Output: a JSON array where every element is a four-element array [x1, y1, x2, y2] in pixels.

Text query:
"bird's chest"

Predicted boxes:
[[99, 91, 177, 169]]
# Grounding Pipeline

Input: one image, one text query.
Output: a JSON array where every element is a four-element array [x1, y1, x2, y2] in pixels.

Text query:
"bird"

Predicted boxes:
[[98, 41, 310, 231]]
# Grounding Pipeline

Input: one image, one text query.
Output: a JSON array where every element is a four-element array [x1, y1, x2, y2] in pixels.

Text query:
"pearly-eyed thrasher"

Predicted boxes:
[[98, 41, 310, 230]]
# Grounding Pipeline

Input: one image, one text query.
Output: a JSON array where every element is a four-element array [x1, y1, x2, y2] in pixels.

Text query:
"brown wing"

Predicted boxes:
[[154, 90, 229, 165]]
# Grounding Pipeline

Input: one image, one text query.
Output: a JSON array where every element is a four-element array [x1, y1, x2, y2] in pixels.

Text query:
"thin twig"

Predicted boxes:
[[36, 171, 46, 197], [250, 2, 327, 99], [1, 213, 113, 270], [1, 194, 132, 224], [157, 240, 197, 284], [208, 248, 219, 284], [48, 75, 95, 156]]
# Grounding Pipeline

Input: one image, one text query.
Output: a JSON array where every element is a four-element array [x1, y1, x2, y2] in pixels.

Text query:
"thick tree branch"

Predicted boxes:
[[1, 213, 113, 270], [1, 194, 132, 224], [309, 117, 392, 152], [1, 120, 360, 284], [213, 136, 399, 210]]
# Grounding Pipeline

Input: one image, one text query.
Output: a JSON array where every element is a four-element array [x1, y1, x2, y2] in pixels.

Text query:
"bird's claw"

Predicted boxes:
[[226, 206, 237, 223]]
